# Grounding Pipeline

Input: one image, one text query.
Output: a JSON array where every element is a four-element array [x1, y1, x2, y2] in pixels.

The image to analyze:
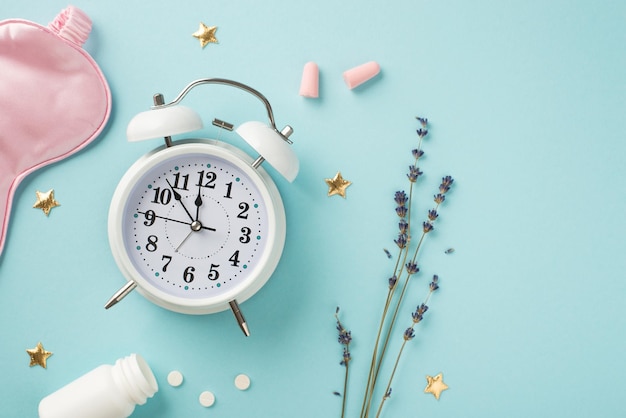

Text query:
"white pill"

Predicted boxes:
[[199, 391, 216, 407], [167, 370, 184, 387], [234, 373, 251, 390]]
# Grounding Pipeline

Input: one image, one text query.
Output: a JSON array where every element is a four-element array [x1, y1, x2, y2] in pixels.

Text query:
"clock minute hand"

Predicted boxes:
[[138, 211, 216, 231], [165, 179, 195, 222]]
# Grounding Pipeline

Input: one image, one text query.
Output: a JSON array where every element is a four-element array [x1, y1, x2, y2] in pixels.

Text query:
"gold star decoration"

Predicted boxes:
[[26, 342, 53, 368], [325, 171, 352, 198], [33, 189, 60, 216], [424, 373, 449, 400], [192, 22, 218, 48]]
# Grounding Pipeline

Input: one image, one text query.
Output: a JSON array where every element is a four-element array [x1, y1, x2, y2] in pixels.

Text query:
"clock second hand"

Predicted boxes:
[[174, 230, 194, 252], [174, 218, 204, 252]]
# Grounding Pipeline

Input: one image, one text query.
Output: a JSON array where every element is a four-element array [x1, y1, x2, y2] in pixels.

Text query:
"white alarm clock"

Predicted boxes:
[[105, 78, 298, 336]]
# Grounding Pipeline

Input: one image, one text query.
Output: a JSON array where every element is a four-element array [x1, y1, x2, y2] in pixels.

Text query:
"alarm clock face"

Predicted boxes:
[[108, 141, 285, 314]]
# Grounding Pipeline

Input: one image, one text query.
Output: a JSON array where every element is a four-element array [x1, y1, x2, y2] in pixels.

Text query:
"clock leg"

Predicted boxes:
[[104, 280, 137, 309], [229, 300, 250, 337]]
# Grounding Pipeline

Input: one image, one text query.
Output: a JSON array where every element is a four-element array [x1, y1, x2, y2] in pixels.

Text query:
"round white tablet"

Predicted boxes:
[[199, 391, 216, 407], [167, 370, 184, 387], [234, 373, 251, 390]]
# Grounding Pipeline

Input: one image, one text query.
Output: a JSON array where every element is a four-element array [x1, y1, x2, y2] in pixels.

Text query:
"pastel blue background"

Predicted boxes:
[[1, 1, 625, 417]]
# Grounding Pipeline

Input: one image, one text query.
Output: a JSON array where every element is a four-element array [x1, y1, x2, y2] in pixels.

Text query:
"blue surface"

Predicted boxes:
[[1, 0, 625, 417]]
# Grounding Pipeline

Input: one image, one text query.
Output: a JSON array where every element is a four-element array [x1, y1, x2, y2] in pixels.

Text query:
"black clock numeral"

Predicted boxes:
[[143, 210, 156, 226], [229, 250, 240, 266], [224, 182, 233, 199], [146, 235, 158, 252], [208, 264, 220, 281], [172, 172, 189, 190], [237, 202, 250, 219], [151, 187, 172, 205], [183, 266, 195, 283], [161, 255, 172, 272], [197, 170, 217, 189], [240, 227, 252, 244]]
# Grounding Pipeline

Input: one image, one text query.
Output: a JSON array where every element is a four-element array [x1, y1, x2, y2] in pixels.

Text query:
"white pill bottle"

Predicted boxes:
[[39, 354, 158, 418]]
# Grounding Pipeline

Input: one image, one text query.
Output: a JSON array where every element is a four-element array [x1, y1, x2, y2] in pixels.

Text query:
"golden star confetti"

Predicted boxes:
[[26, 342, 53, 368], [192, 22, 218, 48], [33, 189, 60, 216], [424, 373, 449, 400], [325, 171, 352, 198]]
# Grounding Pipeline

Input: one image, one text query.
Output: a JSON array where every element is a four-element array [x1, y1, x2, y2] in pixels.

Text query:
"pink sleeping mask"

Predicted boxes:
[[0, 6, 111, 256]]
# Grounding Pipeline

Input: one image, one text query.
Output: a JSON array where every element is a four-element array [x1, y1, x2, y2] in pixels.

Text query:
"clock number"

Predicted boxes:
[[161, 255, 172, 272], [240, 227, 251, 244], [172, 172, 189, 190], [151, 187, 172, 205], [208, 264, 220, 281], [237, 202, 250, 219], [183, 266, 195, 283], [146, 235, 158, 252], [229, 250, 240, 267], [143, 210, 156, 226], [197, 170, 217, 189], [224, 182, 233, 199]]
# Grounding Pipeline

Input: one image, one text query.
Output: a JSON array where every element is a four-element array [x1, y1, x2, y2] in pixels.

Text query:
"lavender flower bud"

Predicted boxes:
[[434, 193, 446, 204], [428, 209, 438, 221], [418, 303, 429, 315], [423, 221, 434, 233], [337, 328, 352, 345], [407, 165, 423, 183], [403, 327, 415, 340], [412, 148, 424, 160], [398, 219, 408, 234], [388, 275, 398, 289], [430, 275, 439, 291], [394, 233, 408, 249], [439, 175, 454, 194], [415, 116, 428, 127], [412, 303, 429, 323], [416, 128, 428, 138], [411, 310, 422, 323], [335, 307, 352, 346], [394, 190, 408, 207], [396, 205, 408, 218], [340, 347, 351, 366], [405, 261, 419, 275]]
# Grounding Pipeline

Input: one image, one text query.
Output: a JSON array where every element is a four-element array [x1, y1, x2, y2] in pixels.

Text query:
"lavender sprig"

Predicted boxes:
[[335, 307, 352, 418], [361, 119, 431, 417], [335, 117, 453, 418], [360, 118, 454, 418], [364, 178, 453, 417], [375, 275, 440, 418]]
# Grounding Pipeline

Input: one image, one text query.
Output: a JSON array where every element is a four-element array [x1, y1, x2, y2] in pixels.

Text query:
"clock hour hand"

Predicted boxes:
[[194, 182, 203, 222], [165, 179, 195, 222]]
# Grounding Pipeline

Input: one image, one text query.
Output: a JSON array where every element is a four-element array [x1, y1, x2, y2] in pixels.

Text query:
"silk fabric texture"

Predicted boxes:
[[0, 6, 111, 255]]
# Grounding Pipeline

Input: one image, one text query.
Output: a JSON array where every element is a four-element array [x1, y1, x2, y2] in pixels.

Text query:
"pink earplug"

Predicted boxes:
[[299, 61, 319, 98], [343, 61, 380, 89]]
